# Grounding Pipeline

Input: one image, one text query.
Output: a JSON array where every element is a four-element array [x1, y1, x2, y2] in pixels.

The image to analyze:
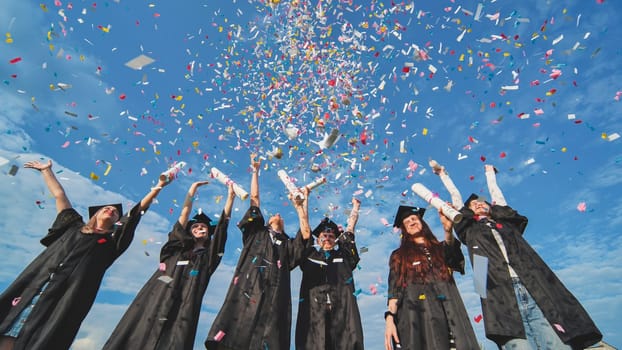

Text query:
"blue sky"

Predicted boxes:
[[1, 0, 620, 349]]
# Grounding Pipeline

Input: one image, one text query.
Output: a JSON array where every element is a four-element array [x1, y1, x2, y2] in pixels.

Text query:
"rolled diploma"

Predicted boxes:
[[304, 176, 326, 191], [277, 170, 304, 200], [411, 183, 463, 223], [160, 161, 187, 182], [210, 167, 249, 200]]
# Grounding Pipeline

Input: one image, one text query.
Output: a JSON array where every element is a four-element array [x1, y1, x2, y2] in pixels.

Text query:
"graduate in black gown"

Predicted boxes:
[[384, 205, 479, 350], [296, 197, 364, 350], [0, 160, 168, 350], [434, 163, 602, 349], [205, 153, 311, 350], [103, 180, 235, 350]]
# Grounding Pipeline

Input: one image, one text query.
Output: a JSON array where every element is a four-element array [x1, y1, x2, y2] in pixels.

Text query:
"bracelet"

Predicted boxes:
[[384, 311, 397, 320]]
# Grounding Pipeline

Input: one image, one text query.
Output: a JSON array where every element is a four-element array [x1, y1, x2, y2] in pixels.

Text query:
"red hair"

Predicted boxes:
[[390, 218, 451, 288]]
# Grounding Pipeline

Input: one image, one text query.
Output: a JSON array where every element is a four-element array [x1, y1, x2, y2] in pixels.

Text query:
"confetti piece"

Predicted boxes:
[[607, 133, 620, 141], [9, 57, 22, 64], [214, 330, 226, 342], [158, 275, 173, 284], [577, 202, 587, 212], [8, 165, 19, 176], [553, 324, 566, 333], [124, 54, 156, 70], [474, 314, 483, 323]]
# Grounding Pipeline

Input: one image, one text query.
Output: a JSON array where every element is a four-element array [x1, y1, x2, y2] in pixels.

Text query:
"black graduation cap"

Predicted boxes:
[[88, 203, 123, 219], [311, 217, 340, 238], [188, 212, 216, 235], [464, 193, 489, 208], [393, 205, 426, 228]]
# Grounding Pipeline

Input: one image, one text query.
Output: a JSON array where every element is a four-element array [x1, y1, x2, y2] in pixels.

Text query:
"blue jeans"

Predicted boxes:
[[500, 278, 571, 350]]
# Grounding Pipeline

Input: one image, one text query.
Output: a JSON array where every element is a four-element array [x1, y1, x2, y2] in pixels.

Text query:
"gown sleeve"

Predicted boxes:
[[237, 206, 265, 245], [490, 205, 528, 235], [159, 222, 190, 263], [443, 239, 465, 275], [40, 208, 83, 247], [206, 210, 230, 275], [338, 231, 360, 271], [454, 206, 476, 244], [287, 229, 307, 270], [112, 202, 146, 256]]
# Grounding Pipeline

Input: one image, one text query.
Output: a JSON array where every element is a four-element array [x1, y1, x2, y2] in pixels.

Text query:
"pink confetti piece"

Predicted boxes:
[[214, 330, 226, 342], [380, 218, 390, 226], [12, 297, 21, 306], [159, 263, 166, 271], [553, 324, 566, 333], [61, 141, 70, 148], [577, 202, 587, 212]]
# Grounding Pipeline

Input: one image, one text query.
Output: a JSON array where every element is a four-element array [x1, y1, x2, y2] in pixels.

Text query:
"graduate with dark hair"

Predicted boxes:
[[434, 163, 602, 350], [205, 153, 311, 350], [296, 197, 364, 350], [103, 180, 235, 350], [384, 205, 478, 350], [0, 160, 168, 350]]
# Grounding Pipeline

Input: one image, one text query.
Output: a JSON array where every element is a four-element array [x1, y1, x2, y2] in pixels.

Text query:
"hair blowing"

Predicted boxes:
[[390, 218, 452, 288]]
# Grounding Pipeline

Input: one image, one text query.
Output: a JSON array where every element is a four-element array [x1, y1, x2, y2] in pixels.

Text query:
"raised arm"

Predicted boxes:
[[178, 181, 210, 228], [344, 197, 361, 233], [223, 183, 236, 218], [25, 160, 72, 213], [249, 153, 260, 208], [485, 164, 507, 206], [430, 160, 464, 209], [439, 207, 454, 245], [138, 177, 169, 213], [292, 187, 311, 240]]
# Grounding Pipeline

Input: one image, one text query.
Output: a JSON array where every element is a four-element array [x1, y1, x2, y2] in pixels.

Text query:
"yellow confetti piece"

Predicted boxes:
[[175, 95, 183, 101], [192, 141, 199, 148], [104, 163, 112, 176], [90, 172, 99, 181], [422, 128, 428, 136], [40, 4, 48, 11], [418, 294, 426, 300], [142, 239, 148, 245], [561, 147, 567, 152], [5, 33, 13, 44], [601, 133, 607, 139]]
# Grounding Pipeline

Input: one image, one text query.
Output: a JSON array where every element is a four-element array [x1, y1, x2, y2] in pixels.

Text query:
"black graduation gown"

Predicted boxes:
[[0, 204, 144, 350], [454, 203, 602, 348], [295, 231, 364, 350], [102, 210, 230, 350], [388, 240, 479, 350], [205, 206, 306, 350]]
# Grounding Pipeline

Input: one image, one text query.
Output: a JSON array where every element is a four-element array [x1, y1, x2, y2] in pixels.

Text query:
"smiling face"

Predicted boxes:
[[268, 213, 284, 232], [401, 214, 423, 237], [469, 199, 491, 216], [190, 222, 210, 240], [97, 205, 120, 223], [317, 230, 337, 250]]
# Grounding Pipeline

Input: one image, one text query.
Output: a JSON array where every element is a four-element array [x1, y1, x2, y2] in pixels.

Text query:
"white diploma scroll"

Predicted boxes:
[[411, 183, 463, 223], [160, 161, 187, 182], [210, 167, 249, 200], [277, 170, 304, 201], [304, 176, 326, 191]]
